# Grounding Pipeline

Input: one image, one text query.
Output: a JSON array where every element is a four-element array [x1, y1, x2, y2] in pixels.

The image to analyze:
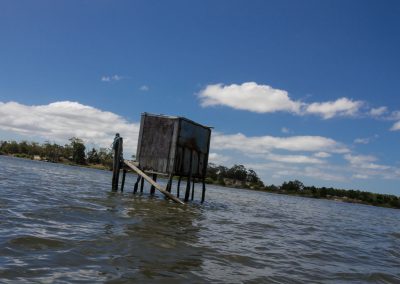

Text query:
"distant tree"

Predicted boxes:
[[227, 164, 247, 181], [247, 169, 260, 183], [206, 163, 219, 180], [69, 137, 86, 164], [87, 148, 100, 164], [98, 147, 113, 169]]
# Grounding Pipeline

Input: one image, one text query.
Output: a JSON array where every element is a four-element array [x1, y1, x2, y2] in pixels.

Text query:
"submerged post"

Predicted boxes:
[[201, 178, 206, 203], [140, 176, 144, 193], [150, 174, 157, 195], [121, 169, 126, 192], [191, 179, 195, 201], [184, 150, 193, 202], [176, 176, 182, 198], [112, 133, 123, 191], [133, 175, 141, 193]]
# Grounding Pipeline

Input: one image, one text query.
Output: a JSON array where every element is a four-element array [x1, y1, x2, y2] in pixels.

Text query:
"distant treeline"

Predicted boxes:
[[206, 163, 265, 188], [207, 163, 400, 209], [264, 180, 400, 209], [2, 139, 399, 209], [0, 138, 113, 169]]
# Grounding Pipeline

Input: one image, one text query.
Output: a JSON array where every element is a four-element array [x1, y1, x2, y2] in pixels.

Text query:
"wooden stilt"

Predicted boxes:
[[201, 178, 206, 203], [140, 176, 144, 193], [184, 150, 193, 202], [166, 174, 173, 193], [191, 179, 195, 201], [133, 175, 141, 193], [150, 174, 157, 195], [177, 176, 182, 198], [121, 169, 126, 192], [112, 135, 123, 191]]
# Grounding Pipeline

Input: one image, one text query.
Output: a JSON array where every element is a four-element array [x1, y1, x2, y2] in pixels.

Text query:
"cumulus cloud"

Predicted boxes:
[[208, 152, 230, 165], [314, 152, 331, 158], [198, 82, 302, 114], [305, 97, 363, 119], [369, 106, 387, 117], [198, 82, 365, 119], [354, 138, 370, 144], [0, 101, 140, 153], [211, 132, 348, 154], [390, 121, 400, 131], [101, 74, 124, 82], [266, 153, 324, 164], [344, 154, 390, 170]]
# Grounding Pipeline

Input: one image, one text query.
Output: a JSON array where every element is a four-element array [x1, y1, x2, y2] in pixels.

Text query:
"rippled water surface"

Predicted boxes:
[[0, 156, 399, 283]]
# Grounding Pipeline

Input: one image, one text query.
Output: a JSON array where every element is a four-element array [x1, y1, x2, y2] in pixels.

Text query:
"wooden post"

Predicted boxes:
[[166, 174, 173, 193], [121, 169, 126, 192], [112, 135, 123, 191], [191, 179, 195, 201], [177, 176, 182, 198], [184, 150, 193, 202], [150, 174, 157, 195], [133, 175, 141, 193], [201, 178, 206, 203], [140, 176, 144, 193]]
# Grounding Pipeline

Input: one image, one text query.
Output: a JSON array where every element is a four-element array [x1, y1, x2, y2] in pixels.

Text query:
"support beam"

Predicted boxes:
[[112, 135, 123, 191], [150, 174, 157, 195], [166, 174, 173, 193], [124, 160, 184, 205], [120, 169, 126, 192], [201, 178, 206, 203], [140, 176, 144, 193], [184, 150, 193, 202], [191, 179, 195, 201], [133, 175, 141, 193], [177, 176, 182, 198]]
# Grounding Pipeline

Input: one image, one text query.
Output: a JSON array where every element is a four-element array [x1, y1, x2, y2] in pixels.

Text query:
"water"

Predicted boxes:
[[0, 156, 399, 283]]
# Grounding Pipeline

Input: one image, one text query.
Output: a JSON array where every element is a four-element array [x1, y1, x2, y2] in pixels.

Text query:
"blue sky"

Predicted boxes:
[[1, 0, 400, 194]]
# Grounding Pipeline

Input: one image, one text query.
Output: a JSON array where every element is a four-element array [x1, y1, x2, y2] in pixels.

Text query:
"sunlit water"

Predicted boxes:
[[0, 156, 399, 283]]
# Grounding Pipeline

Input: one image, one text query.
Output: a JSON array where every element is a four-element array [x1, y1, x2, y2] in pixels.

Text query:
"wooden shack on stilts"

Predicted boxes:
[[111, 113, 212, 204]]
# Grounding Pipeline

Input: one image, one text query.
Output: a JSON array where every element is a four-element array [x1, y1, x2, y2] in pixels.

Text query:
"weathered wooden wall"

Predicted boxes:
[[136, 113, 211, 178]]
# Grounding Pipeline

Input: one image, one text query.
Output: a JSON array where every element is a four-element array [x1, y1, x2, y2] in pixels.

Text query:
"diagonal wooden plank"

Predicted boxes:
[[124, 160, 185, 205]]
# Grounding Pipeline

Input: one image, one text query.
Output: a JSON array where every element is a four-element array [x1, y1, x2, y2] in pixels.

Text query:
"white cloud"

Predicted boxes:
[[390, 121, 400, 131], [198, 82, 302, 114], [0, 101, 140, 153], [354, 138, 370, 144], [369, 106, 387, 117], [266, 153, 324, 164], [344, 154, 390, 170], [101, 74, 124, 82], [314, 152, 331, 158], [305, 97, 363, 119], [353, 174, 369, 179], [199, 82, 366, 120], [139, 85, 149, 91], [211, 132, 348, 154], [208, 152, 230, 165]]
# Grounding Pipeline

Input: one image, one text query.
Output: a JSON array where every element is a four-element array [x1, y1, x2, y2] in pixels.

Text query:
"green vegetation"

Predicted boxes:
[[1, 139, 399, 209], [206, 163, 265, 189], [0, 138, 113, 169], [206, 163, 400, 209]]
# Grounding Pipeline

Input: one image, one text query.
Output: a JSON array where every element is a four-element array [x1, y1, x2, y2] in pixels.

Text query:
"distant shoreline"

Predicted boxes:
[[2, 153, 399, 210]]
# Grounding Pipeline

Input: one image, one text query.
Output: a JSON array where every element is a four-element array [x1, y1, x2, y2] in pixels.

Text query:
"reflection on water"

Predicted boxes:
[[0, 155, 400, 283]]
